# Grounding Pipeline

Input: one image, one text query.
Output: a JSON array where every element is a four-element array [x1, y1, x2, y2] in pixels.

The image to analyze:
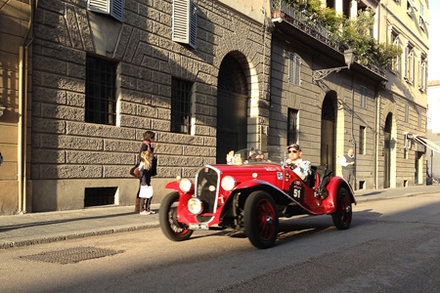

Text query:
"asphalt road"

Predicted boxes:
[[1, 192, 440, 292]]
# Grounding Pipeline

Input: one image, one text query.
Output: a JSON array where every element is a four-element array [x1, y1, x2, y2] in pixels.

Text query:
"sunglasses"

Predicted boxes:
[[288, 150, 298, 154]]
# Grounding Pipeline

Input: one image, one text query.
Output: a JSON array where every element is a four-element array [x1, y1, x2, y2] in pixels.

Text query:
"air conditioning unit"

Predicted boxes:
[[172, 0, 198, 49], [87, 0, 124, 22]]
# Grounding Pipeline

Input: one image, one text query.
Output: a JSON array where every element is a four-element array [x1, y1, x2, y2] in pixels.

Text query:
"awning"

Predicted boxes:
[[415, 135, 440, 154]]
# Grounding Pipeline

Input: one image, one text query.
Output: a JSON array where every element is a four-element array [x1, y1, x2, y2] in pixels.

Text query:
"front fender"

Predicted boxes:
[[165, 181, 181, 192], [322, 177, 356, 214]]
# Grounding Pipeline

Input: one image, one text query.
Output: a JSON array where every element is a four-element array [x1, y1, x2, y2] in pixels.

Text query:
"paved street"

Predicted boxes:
[[1, 190, 439, 292]]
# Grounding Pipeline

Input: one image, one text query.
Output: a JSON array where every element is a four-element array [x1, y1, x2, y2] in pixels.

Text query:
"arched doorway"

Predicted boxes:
[[321, 92, 337, 174], [216, 53, 248, 163], [384, 113, 392, 188]]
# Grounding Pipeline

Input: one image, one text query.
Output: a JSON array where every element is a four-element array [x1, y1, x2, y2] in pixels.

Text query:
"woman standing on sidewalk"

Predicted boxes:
[[135, 131, 156, 213]]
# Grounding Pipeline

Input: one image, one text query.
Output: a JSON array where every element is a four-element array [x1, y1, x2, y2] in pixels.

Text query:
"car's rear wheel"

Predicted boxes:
[[331, 187, 352, 229], [159, 192, 193, 241], [244, 190, 279, 249]]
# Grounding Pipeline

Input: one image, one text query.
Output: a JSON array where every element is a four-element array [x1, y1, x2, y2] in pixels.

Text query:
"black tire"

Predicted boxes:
[[159, 192, 193, 241], [331, 187, 352, 229], [244, 191, 279, 249]]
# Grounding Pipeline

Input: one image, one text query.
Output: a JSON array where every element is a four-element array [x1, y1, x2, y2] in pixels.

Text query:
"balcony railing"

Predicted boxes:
[[271, 0, 384, 77]]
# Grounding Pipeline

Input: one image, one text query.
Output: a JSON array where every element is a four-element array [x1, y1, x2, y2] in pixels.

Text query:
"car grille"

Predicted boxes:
[[195, 167, 218, 222]]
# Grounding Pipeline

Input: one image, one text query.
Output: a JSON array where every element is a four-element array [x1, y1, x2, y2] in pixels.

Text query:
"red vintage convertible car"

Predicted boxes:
[[159, 148, 355, 249]]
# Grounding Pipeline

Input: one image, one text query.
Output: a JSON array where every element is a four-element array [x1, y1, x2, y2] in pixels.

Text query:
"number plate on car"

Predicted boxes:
[[188, 223, 209, 230]]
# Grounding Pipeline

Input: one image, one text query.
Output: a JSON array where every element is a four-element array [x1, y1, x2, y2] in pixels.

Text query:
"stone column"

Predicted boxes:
[[335, 0, 343, 15], [350, 0, 358, 19]]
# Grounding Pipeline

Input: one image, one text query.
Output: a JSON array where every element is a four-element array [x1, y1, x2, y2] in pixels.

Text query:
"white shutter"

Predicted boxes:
[[172, 0, 198, 48], [88, 0, 110, 14], [87, 0, 124, 22]]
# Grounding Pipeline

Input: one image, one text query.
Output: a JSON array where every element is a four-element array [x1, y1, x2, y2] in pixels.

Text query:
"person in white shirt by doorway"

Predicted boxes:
[[341, 148, 355, 189]]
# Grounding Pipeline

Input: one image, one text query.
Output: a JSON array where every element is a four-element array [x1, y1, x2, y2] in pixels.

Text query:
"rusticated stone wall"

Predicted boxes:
[[30, 0, 271, 211]]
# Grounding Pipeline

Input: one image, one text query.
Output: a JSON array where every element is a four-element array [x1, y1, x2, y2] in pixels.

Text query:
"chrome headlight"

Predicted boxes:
[[179, 178, 193, 193], [221, 176, 236, 191], [188, 198, 203, 215]]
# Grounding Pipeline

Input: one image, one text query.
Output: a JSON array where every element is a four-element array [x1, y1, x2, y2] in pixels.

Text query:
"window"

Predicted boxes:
[[87, 0, 124, 22], [288, 108, 299, 145], [419, 3, 427, 29], [419, 54, 427, 91], [85, 55, 117, 125], [288, 52, 301, 86], [171, 77, 193, 134], [390, 30, 401, 74], [404, 104, 409, 123], [359, 126, 366, 155], [404, 43, 415, 84], [360, 86, 367, 109], [407, 0, 417, 15]]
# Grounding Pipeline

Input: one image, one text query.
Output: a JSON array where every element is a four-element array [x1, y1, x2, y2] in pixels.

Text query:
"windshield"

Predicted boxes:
[[226, 147, 288, 166]]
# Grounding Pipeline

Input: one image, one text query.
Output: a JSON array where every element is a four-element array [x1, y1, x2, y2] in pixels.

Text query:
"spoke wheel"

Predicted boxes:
[[244, 191, 279, 249], [159, 192, 193, 241], [331, 187, 352, 229]]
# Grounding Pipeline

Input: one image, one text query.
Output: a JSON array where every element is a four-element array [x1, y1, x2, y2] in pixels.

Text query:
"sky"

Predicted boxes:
[[429, 1, 440, 81]]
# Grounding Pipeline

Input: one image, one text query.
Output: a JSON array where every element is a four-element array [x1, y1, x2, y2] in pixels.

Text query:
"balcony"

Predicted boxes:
[[271, 0, 386, 82]]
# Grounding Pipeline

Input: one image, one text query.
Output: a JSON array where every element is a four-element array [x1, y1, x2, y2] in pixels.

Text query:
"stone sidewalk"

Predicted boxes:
[[1, 185, 439, 249]]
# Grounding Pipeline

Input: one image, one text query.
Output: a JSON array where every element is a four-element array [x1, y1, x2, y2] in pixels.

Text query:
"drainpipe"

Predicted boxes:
[[18, 0, 35, 213], [351, 75, 357, 190]]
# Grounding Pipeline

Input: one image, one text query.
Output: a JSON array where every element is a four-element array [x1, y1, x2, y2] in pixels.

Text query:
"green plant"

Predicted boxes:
[[279, 0, 401, 70]]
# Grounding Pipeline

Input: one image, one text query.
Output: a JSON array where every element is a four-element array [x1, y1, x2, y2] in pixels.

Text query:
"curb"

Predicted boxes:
[[0, 222, 160, 250]]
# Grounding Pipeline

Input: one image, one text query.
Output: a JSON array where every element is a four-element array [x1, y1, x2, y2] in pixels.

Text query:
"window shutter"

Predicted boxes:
[[110, 0, 124, 22], [172, 0, 198, 48], [87, 0, 124, 22], [404, 46, 409, 79]]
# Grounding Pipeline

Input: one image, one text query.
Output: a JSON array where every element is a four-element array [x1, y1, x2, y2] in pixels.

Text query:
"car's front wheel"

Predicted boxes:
[[244, 190, 279, 249], [331, 187, 352, 229], [159, 192, 193, 241]]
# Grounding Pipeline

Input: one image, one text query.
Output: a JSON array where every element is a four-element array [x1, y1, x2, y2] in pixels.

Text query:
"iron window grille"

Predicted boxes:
[[288, 52, 301, 85], [85, 55, 117, 125], [288, 108, 299, 145], [360, 86, 368, 109], [171, 77, 192, 134]]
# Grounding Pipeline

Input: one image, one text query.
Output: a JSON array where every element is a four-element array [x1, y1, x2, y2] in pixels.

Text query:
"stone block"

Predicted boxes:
[[203, 136, 216, 147], [66, 121, 135, 139], [151, 119, 170, 131], [32, 118, 66, 134], [66, 151, 134, 164], [33, 86, 67, 104], [183, 145, 211, 156], [119, 114, 151, 129], [66, 92, 85, 107], [39, 134, 103, 150], [103, 165, 134, 178], [120, 101, 137, 115], [160, 133, 204, 145], [182, 167, 200, 178], [32, 149, 65, 163], [103, 139, 140, 154], [154, 143, 183, 155], [33, 55, 67, 75], [39, 165, 102, 179], [41, 104, 84, 121], [138, 104, 157, 117]]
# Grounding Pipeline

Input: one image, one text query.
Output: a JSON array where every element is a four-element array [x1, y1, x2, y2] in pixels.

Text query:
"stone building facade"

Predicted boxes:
[[269, 0, 429, 191], [1, 0, 272, 214], [0, 0, 430, 214]]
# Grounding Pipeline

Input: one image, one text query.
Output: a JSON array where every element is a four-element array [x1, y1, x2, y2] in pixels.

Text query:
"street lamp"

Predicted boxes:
[[312, 49, 355, 82]]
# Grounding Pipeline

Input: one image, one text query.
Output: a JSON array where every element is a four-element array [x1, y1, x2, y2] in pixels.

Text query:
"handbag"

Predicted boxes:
[[130, 165, 141, 178], [139, 185, 153, 198]]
